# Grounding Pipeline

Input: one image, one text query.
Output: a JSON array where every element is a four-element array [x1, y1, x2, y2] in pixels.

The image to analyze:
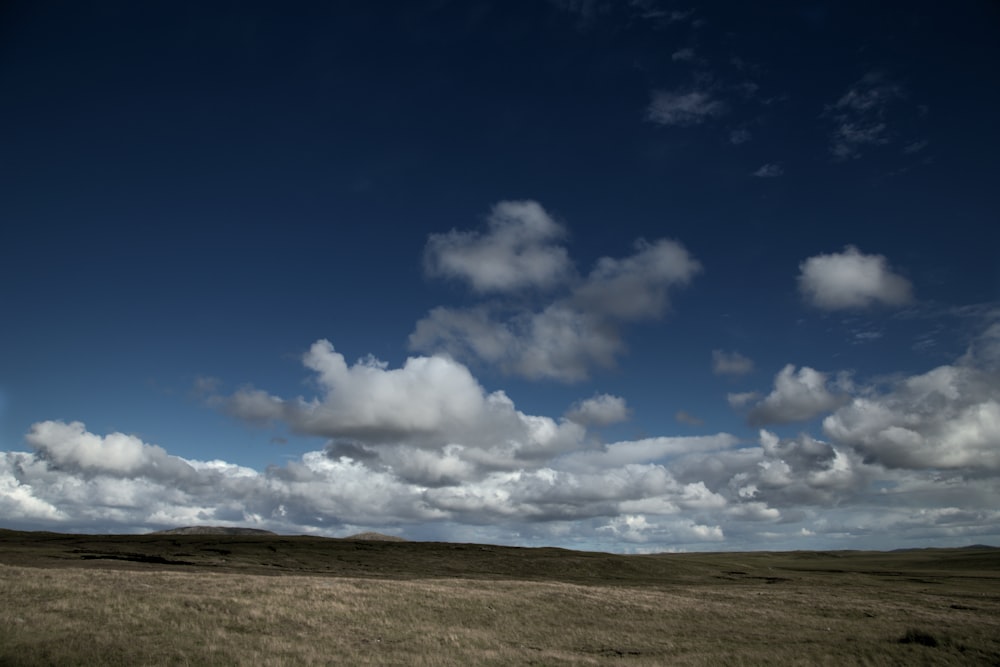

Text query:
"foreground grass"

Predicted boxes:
[[1, 532, 999, 665], [2, 562, 999, 665]]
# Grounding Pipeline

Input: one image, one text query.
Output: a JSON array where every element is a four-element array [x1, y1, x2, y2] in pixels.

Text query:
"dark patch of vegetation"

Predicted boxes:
[[899, 628, 940, 647], [76, 552, 197, 566]]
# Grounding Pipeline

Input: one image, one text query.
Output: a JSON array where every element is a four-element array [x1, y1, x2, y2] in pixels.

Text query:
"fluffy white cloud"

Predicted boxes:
[[712, 349, 754, 376], [26, 420, 197, 481], [646, 89, 725, 126], [7, 323, 1000, 552], [798, 245, 914, 310], [824, 367, 1000, 472], [412, 228, 702, 382], [669, 429, 873, 513], [571, 239, 701, 320], [565, 394, 630, 426], [215, 340, 585, 474], [424, 200, 571, 293], [745, 365, 850, 426], [411, 304, 620, 383], [818, 322, 1000, 475]]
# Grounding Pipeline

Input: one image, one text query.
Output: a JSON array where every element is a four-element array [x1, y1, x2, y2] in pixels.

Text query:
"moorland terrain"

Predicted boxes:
[[1, 528, 998, 665]]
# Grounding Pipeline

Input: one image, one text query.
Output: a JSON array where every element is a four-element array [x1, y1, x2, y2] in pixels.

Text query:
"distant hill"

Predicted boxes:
[[344, 531, 407, 542], [150, 526, 277, 536], [891, 544, 998, 553]]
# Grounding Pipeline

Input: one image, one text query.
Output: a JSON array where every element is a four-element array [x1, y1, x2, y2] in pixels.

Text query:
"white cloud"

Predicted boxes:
[[824, 364, 1000, 472], [712, 349, 754, 376], [561, 433, 739, 472], [745, 365, 850, 426], [646, 89, 725, 126], [565, 394, 630, 426], [411, 304, 620, 383], [798, 245, 914, 310], [424, 200, 572, 293], [817, 322, 1000, 476], [571, 239, 702, 320], [752, 163, 783, 178], [26, 420, 197, 481], [412, 223, 702, 382], [8, 304, 1000, 552], [214, 340, 585, 473]]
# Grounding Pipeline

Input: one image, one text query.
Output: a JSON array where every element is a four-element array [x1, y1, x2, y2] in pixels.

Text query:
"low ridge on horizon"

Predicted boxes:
[[150, 526, 278, 536]]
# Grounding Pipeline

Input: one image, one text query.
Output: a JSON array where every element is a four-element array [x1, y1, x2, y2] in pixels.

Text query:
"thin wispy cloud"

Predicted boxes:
[[646, 89, 726, 126], [712, 350, 754, 376], [824, 71, 913, 160], [729, 128, 752, 144], [753, 163, 783, 178]]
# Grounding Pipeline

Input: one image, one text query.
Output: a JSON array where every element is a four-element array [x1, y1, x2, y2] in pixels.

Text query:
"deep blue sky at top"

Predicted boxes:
[[2, 0, 999, 469]]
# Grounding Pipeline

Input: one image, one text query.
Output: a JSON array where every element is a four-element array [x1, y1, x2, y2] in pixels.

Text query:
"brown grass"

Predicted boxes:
[[1, 532, 998, 665]]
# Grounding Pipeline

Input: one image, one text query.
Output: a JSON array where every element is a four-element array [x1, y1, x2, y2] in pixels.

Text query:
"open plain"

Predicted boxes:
[[1, 529, 998, 666]]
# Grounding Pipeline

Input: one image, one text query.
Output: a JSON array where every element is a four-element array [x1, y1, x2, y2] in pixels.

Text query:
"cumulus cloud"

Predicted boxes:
[[424, 200, 571, 293], [571, 239, 702, 320], [7, 332, 1000, 551], [646, 89, 725, 126], [2, 418, 742, 548], [798, 245, 914, 310], [823, 327, 1000, 472], [745, 365, 851, 426], [7, 327, 1000, 552], [712, 349, 754, 376], [411, 303, 621, 383], [214, 340, 585, 473], [669, 429, 873, 514], [565, 394, 630, 426], [412, 214, 702, 382], [26, 420, 197, 481]]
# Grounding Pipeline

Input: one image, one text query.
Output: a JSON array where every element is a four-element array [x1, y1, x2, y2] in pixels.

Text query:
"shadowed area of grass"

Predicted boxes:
[[1, 529, 999, 665]]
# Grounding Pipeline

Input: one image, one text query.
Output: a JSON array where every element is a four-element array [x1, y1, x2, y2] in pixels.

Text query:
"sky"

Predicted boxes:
[[2, 1, 999, 552]]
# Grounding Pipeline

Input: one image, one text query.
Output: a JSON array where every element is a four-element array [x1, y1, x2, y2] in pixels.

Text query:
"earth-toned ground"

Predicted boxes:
[[1, 528, 998, 665]]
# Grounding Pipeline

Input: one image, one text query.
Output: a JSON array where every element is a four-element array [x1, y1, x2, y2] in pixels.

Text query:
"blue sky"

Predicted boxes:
[[2, 0, 999, 551]]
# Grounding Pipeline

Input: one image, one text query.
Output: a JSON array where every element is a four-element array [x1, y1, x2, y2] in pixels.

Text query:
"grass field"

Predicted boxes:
[[1, 530, 998, 665]]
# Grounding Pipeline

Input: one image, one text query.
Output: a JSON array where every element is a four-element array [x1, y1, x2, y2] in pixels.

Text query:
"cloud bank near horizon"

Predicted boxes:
[[4, 321, 999, 551]]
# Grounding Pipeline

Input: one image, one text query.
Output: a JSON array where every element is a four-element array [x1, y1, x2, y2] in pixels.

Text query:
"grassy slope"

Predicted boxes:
[[1, 529, 999, 665]]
